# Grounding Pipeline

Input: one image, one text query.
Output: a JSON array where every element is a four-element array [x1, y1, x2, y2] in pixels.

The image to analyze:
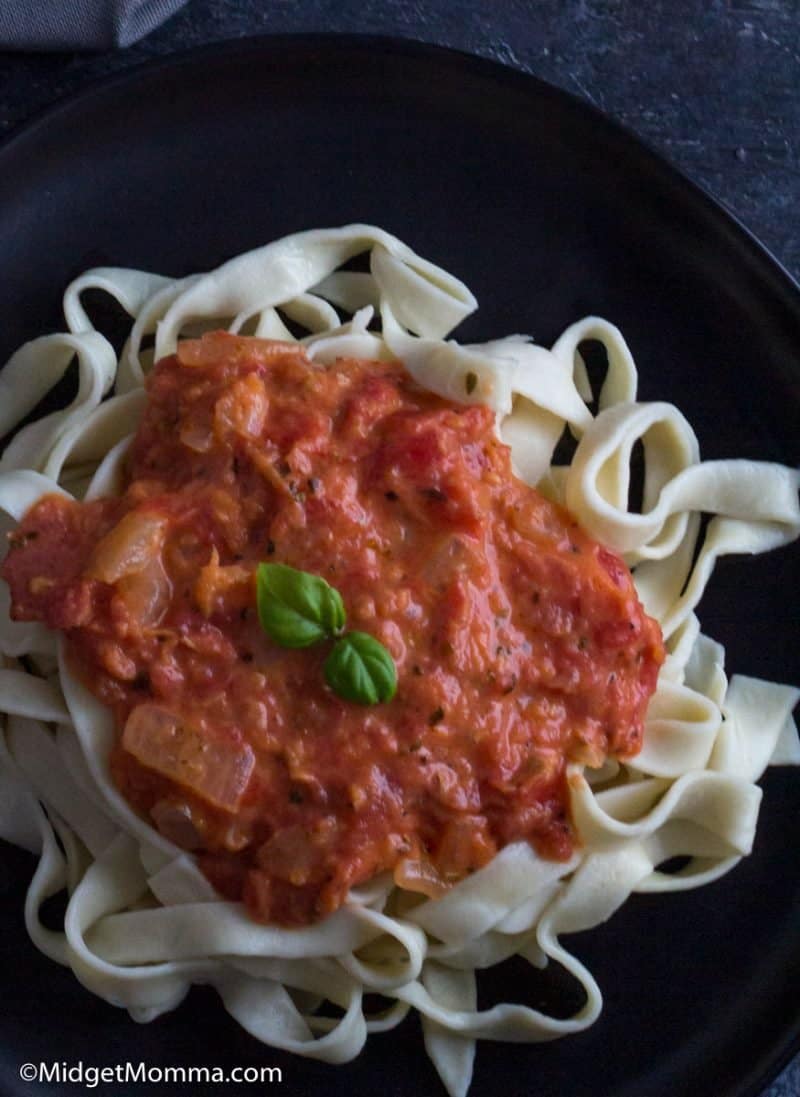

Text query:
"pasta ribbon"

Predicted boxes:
[[0, 226, 796, 1097]]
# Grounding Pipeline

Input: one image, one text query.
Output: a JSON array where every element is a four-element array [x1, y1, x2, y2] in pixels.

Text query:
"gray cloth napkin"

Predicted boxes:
[[0, 0, 190, 50]]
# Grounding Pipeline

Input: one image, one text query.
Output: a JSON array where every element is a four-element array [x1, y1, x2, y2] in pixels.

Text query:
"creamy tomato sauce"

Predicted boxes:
[[4, 333, 664, 925]]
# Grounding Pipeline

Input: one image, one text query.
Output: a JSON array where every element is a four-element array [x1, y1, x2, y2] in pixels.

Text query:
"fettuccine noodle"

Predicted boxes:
[[0, 226, 797, 1097]]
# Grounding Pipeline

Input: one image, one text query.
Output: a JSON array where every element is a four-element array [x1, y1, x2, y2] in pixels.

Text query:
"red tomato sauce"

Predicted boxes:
[[3, 333, 664, 925]]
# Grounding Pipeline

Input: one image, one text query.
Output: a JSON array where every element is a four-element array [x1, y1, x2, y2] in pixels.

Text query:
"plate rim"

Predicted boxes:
[[1, 31, 799, 313]]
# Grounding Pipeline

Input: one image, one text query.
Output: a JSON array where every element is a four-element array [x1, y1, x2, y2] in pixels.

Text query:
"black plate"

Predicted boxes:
[[0, 36, 798, 1097]]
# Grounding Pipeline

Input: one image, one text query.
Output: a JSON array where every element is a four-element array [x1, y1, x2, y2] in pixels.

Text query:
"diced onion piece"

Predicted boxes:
[[177, 333, 233, 368], [393, 856, 451, 899], [179, 422, 214, 452], [195, 547, 253, 617], [214, 373, 269, 441], [116, 553, 172, 627], [123, 703, 254, 812], [256, 824, 329, 886], [150, 799, 203, 850], [176, 332, 294, 368], [86, 511, 167, 584]]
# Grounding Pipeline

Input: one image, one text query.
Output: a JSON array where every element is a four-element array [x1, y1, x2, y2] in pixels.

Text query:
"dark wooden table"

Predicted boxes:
[[0, 3, 798, 1095]]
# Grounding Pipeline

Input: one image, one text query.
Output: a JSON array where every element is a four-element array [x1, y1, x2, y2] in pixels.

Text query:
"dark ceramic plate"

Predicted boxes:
[[0, 35, 798, 1097]]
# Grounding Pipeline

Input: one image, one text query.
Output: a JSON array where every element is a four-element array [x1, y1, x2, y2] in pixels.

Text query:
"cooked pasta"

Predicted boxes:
[[0, 226, 797, 1097]]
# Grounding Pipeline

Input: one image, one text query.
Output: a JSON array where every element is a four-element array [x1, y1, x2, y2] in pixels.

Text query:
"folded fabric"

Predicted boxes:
[[0, 0, 190, 50]]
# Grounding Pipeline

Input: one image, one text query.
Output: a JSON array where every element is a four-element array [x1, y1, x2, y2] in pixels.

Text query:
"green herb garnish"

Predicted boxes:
[[256, 562, 345, 648], [256, 563, 396, 705], [324, 631, 397, 706]]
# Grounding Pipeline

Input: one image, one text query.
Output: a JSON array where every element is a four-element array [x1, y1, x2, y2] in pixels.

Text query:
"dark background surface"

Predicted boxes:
[[1, 0, 799, 285], [0, 3, 797, 1097]]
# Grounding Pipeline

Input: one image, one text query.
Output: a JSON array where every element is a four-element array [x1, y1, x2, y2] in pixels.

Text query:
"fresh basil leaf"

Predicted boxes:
[[324, 631, 397, 705], [257, 562, 345, 648]]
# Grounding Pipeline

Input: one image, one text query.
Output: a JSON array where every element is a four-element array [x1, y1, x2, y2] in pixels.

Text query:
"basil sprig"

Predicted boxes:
[[324, 632, 397, 705], [256, 562, 396, 705], [257, 563, 345, 647]]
